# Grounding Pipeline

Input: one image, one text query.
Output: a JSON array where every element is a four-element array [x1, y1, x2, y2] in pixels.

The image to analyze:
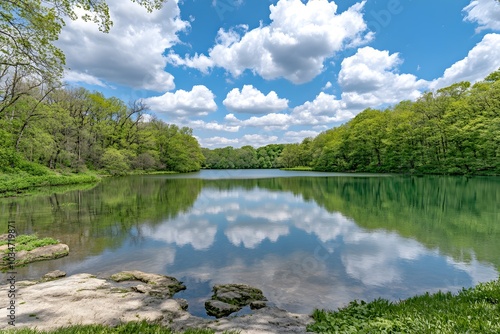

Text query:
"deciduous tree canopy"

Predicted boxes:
[[203, 69, 500, 176]]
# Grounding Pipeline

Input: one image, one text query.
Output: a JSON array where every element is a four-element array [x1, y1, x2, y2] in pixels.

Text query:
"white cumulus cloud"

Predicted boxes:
[[168, 0, 371, 83], [291, 92, 353, 124], [200, 136, 240, 148], [58, 0, 189, 91], [338, 47, 428, 109], [241, 134, 279, 147], [283, 130, 320, 143], [188, 120, 240, 132], [223, 85, 289, 114], [226, 113, 292, 131], [463, 0, 500, 32], [63, 70, 107, 87], [430, 33, 500, 89], [142, 85, 217, 118]]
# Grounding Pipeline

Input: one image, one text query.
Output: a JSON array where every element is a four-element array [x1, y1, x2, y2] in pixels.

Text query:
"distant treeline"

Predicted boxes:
[[203, 70, 500, 175], [202, 144, 285, 169]]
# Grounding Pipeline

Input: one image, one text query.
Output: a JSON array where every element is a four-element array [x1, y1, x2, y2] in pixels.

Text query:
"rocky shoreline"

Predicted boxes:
[[0, 270, 312, 333]]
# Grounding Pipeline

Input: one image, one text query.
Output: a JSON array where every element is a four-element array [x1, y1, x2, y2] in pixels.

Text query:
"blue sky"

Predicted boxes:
[[58, 0, 500, 148]]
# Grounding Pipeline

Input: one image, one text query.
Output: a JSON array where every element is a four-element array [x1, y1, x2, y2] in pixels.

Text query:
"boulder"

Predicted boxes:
[[249, 300, 267, 310], [110, 270, 186, 298], [41, 270, 67, 282], [205, 300, 242, 318], [205, 283, 267, 318]]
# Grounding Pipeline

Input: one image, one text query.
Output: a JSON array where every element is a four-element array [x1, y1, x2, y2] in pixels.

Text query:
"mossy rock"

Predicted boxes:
[[110, 270, 186, 298], [205, 283, 267, 317], [212, 283, 266, 306], [0, 243, 69, 270], [205, 300, 242, 318]]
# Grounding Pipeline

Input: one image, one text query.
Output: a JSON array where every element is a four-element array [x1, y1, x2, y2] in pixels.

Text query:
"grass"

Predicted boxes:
[[0, 234, 60, 252], [307, 278, 500, 333], [281, 166, 314, 171], [0, 172, 99, 197], [4, 321, 239, 334]]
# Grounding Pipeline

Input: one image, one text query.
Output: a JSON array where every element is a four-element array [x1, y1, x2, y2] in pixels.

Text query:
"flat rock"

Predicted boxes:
[[41, 270, 66, 281], [0, 244, 69, 269], [0, 273, 189, 331], [205, 283, 268, 318], [110, 270, 185, 298], [250, 300, 267, 310], [213, 283, 266, 306], [205, 300, 242, 318]]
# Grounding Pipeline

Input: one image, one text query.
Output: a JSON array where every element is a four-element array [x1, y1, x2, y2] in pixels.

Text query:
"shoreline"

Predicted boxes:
[[1, 270, 499, 333], [0, 271, 312, 333]]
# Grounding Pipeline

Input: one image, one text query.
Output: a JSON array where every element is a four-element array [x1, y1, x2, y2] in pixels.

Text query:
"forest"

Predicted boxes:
[[203, 70, 500, 175], [0, 86, 205, 176]]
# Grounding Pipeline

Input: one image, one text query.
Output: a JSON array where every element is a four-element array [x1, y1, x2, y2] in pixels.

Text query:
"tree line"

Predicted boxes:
[[0, 86, 204, 175], [203, 70, 500, 175], [202, 144, 285, 169]]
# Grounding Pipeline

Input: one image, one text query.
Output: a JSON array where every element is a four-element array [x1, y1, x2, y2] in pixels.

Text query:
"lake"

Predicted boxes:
[[2, 170, 499, 317]]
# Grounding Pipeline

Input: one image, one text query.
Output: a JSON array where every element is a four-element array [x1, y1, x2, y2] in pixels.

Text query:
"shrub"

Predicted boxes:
[[101, 148, 130, 176]]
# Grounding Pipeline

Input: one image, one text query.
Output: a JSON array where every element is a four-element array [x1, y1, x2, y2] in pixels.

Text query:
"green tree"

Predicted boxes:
[[156, 125, 205, 173], [1, 0, 166, 79], [101, 147, 130, 175]]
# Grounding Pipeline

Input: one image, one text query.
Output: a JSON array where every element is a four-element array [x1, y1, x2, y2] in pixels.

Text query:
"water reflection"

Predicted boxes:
[[1, 172, 499, 316], [143, 217, 217, 250]]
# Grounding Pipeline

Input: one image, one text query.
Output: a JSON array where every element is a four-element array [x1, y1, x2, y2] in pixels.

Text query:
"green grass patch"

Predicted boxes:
[[5, 320, 239, 333], [0, 234, 59, 252], [0, 173, 99, 197], [308, 279, 500, 333], [281, 166, 314, 171]]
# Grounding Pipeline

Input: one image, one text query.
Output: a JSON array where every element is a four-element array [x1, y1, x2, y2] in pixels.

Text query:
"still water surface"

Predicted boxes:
[[1, 170, 499, 317]]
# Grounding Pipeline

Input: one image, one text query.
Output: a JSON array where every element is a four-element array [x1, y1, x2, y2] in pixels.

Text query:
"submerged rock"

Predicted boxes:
[[41, 270, 66, 281], [110, 270, 186, 298], [205, 283, 267, 318]]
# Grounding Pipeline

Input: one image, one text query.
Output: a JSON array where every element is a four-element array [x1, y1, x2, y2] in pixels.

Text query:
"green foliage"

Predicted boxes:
[[280, 71, 500, 176], [5, 320, 237, 333], [156, 125, 205, 173], [0, 84, 204, 180], [308, 279, 500, 333], [203, 144, 285, 169], [101, 148, 130, 176], [0, 173, 99, 197], [0, 234, 59, 252], [0, 148, 22, 173]]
